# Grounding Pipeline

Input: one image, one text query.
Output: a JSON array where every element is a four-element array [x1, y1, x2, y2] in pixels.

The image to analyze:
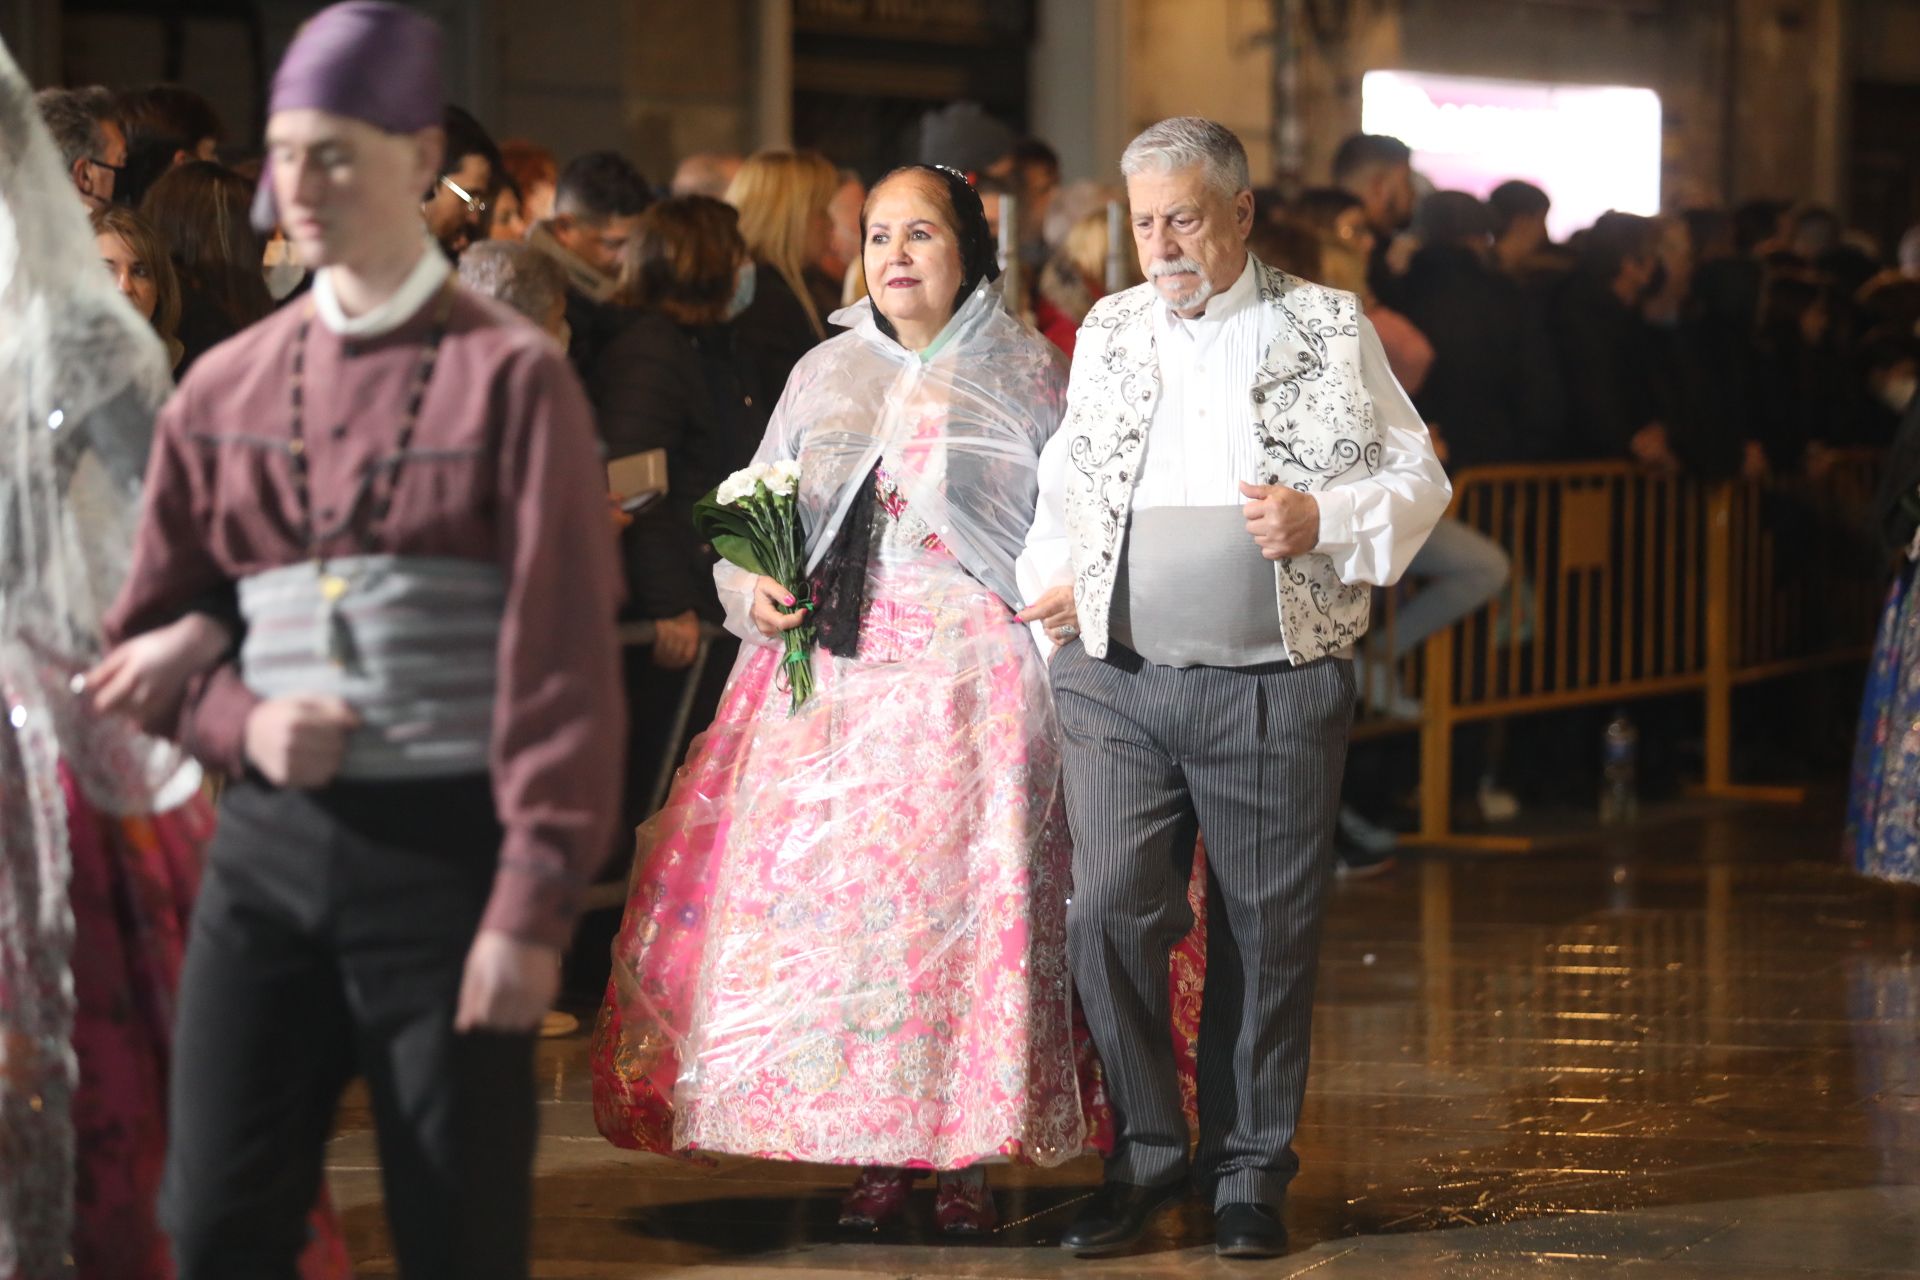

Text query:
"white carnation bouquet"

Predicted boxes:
[[694, 460, 815, 711]]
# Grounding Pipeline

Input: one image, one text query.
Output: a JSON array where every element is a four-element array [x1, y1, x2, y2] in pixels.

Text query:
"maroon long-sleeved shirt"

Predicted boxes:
[[105, 282, 625, 948]]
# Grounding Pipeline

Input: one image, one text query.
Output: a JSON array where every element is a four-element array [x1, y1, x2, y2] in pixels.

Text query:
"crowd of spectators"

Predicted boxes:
[[1357, 135, 1910, 479], [34, 79, 1916, 847]]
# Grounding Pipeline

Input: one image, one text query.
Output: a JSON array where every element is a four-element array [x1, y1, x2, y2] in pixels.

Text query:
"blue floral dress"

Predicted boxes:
[[1850, 558, 1920, 884]]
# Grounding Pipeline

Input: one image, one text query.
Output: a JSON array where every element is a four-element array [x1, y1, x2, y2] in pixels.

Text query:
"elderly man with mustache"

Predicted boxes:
[[1017, 117, 1449, 1260]]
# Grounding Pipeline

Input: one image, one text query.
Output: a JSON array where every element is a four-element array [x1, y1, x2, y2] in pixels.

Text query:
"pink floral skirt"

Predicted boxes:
[[62, 768, 350, 1279], [594, 575, 1112, 1170]]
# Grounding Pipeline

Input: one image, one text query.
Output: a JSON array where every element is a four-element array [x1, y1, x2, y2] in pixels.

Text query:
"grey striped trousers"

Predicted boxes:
[[1050, 640, 1354, 1211]]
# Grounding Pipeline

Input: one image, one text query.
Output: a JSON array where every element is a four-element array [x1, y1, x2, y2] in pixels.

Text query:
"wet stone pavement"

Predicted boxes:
[[327, 797, 1920, 1277]]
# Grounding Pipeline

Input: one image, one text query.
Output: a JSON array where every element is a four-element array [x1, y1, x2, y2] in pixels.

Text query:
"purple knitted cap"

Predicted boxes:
[[269, 1, 443, 133]]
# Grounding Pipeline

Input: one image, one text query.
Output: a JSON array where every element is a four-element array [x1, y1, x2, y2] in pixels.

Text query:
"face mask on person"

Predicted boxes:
[[1879, 373, 1917, 414], [726, 261, 756, 321]]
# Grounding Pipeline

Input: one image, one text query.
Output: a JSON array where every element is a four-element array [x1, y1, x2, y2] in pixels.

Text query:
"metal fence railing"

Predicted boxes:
[[1349, 451, 1885, 849]]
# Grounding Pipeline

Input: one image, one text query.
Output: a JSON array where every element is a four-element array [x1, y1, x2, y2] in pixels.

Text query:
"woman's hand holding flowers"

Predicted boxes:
[[750, 577, 812, 638]]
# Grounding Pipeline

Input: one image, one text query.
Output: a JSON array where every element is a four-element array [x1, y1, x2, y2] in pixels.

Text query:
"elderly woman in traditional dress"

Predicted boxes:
[[592, 164, 1093, 1233]]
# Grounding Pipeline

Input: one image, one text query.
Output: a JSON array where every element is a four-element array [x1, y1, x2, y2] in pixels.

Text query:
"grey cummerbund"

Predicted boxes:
[[1109, 505, 1292, 669], [238, 555, 505, 780]]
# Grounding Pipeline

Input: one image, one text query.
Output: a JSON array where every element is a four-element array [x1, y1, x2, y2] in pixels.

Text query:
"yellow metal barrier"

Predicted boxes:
[[1349, 451, 1884, 850]]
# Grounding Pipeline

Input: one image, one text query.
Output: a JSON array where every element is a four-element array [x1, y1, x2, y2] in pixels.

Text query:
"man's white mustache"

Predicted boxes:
[[1148, 258, 1204, 280]]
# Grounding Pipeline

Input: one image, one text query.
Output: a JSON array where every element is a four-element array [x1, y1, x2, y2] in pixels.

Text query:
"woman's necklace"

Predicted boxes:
[[286, 279, 457, 662]]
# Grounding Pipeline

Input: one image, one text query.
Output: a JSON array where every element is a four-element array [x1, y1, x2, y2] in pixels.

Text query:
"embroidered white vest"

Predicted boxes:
[[1062, 258, 1380, 664]]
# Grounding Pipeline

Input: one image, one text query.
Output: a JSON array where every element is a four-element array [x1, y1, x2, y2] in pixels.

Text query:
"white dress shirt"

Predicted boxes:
[[311, 238, 452, 338], [1016, 254, 1449, 607], [1135, 254, 1268, 509]]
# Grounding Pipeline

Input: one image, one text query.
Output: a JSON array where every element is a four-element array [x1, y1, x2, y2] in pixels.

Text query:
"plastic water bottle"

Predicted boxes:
[[1599, 710, 1639, 826]]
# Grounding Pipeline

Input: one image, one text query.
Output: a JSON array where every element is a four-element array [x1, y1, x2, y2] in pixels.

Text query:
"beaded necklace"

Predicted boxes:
[[287, 277, 456, 663]]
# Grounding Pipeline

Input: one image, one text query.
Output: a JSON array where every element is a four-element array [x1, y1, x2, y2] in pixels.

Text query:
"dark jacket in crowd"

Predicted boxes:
[[1549, 273, 1673, 461], [527, 220, 628, 378], [1367, 233, 1406, 310], [173, 267, 272, 377], [1874, 392, 1920, 558], [1396, 244, 1565, 469], [1749, 334, 1857, 468], [734, 260, 825, 402], [587, 312, 771, 622], [174, 286, 238, 377], [566, 291, 631, 381]]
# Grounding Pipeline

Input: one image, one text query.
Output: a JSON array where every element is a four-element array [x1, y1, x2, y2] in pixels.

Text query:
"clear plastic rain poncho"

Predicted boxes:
[[713, 276, 1065, 642], [0, 37, 201, 1275], [593, 275, 1121, 1168]]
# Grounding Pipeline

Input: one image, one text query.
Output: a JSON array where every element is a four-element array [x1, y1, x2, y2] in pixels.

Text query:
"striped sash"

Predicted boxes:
[[238, 555, 504, 780]]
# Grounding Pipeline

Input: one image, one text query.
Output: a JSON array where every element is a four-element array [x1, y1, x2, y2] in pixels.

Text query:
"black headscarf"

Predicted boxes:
[[862, 163, 1001, 348], [811, 165, 1003, 656]]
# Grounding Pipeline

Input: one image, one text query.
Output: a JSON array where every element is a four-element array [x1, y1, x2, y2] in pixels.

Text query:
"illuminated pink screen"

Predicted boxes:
[[1361, 69, 1662, 241]]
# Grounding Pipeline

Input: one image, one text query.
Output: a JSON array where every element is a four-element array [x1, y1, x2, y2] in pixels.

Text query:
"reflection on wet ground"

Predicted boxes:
[[328, 797, 1920, 1276]]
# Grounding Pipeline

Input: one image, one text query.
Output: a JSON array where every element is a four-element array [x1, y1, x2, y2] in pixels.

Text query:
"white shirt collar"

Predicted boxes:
[[1158, 253, 1257, 332], [312, 239, 452, 337]]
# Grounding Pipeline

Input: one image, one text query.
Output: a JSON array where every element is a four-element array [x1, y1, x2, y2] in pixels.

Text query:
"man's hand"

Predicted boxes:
[[85, 613, 232, 728], [652, 609, 702, 670], [1238, 481, 1320, 561], [243, 695, 360, 788], [1014, 585, 1079, 648], [455, 930, 561, 1034]]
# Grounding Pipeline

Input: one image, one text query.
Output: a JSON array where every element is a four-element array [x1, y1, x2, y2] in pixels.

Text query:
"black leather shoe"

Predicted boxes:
[[1214, 1202, 1289, 1258], [1058, 1180, 1187, 1256]]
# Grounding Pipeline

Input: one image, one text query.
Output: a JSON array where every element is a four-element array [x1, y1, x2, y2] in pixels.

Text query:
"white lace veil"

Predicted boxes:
[[0, 35, 183, 1275]]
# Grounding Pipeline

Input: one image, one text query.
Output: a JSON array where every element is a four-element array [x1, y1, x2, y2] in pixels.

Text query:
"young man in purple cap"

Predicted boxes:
[[100, 3, 623, 1274]]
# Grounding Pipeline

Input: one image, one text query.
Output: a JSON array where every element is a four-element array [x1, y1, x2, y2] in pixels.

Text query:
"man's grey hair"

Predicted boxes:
[[670, 152, 742, 200], [458, 240, 568, 328], [35, 86, 112, 171], [1120, 117, 1251, 200]]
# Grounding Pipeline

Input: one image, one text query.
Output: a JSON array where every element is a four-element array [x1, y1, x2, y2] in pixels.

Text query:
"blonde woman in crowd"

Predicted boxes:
[[726, 148, 841, 393]]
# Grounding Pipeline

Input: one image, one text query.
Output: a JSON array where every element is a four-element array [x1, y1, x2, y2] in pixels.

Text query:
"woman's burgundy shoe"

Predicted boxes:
[[837, 1167, 917, 1230], [934, 1174, 998, 1234]]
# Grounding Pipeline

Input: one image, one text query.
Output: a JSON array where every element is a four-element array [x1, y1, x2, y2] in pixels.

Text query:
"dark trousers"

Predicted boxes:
[[162, 775, 537, 1279], [1051, 642, 1354, 1211], [617, 634, 737, 855]]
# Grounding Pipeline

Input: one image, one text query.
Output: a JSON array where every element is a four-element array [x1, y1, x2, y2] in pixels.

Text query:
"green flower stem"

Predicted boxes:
[[731, 484, 816, 714]]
